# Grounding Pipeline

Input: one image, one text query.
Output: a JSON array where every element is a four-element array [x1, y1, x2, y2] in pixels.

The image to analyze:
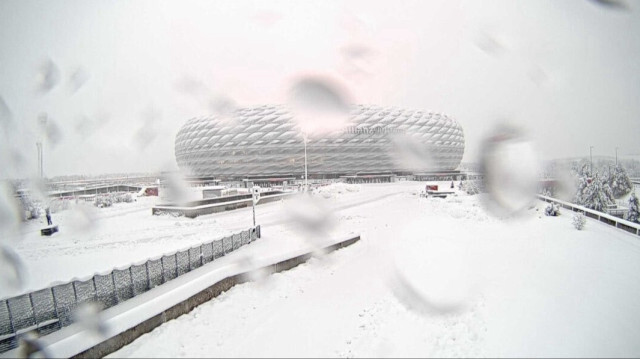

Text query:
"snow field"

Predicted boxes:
[[107, 182, 640, 357]]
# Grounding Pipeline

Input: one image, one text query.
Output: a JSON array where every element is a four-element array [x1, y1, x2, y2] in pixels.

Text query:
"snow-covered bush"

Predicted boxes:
[[18, 196, 42, 220], [94, 192, 135, 208], [572, 212, 586, 230], [607, 165, 633, 198], [459, 180, 484, 195], [114, 193, 134, 203], [94, 195, 113, 208], [545, 203, 560, 216], [628, 193, 639, 223]]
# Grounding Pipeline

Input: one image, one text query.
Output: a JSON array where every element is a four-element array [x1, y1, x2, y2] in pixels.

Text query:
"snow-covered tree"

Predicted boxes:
[[573, 212, 586, 230], [628, 193, 639, 223], [607, 165, 633, 198], [574, 174, 614, 212]]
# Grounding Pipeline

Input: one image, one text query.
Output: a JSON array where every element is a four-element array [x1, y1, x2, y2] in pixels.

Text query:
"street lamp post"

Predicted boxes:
[[590, 146, 594, 175], [615, 147, 618, 167], [303, 133, 308, 193]]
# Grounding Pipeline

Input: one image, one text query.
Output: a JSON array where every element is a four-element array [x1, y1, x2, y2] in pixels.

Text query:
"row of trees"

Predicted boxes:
[[571, 161, 638, 222]]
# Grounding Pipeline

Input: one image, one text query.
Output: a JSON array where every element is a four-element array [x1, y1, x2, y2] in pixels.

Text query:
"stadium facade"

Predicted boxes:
[[174, 105, 465, 180]]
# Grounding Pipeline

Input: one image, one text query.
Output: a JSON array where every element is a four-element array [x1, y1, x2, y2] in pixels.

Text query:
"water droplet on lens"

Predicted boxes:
[[0, 244, 27, 291], [480, 123, 540, 217], [17, 331, 50, 359], [36, 59, 60, 93], [208, 96, 238, 123], [288, 76, 352, 135], [68, 67, 89, 93], [73, 302, 109, 337], [389, 134, 436, 172]]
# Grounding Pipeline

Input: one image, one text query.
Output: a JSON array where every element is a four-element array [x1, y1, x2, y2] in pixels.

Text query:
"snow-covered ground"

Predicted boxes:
[[4, 182, 640, 357], [93, 181, 640, 358]]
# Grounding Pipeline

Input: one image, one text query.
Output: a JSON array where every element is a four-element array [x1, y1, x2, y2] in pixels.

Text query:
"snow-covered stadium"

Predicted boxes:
[[174, 105, 465, 179]]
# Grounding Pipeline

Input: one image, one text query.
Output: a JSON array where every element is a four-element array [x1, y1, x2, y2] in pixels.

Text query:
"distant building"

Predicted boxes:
[[175, 105, 465, 180]]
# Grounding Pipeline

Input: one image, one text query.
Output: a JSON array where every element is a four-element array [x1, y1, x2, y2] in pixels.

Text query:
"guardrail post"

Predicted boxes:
[[111, 272, 119, 304], [28, 293, 38, 329], [92, 277, 98, 302], [200, 245, 204, 267], [145, 261, 151, 291], [174, 253, 178, 278], [160, 257, 166, 284], [5, 300, 16, 339], [50, 288, 61, 329], [72, 281, 79, 305], [222, 236, 227, 255]]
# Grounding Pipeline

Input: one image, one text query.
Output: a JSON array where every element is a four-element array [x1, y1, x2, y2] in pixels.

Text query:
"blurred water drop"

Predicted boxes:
[[475, 32, 505, 56], [132, 108, 161, 150], [74, 115, 94, 137], [0, 181, 22, 230], [339, 43, 378, 80], [160, 171, 193, 205], [10, 149, 27, 171], [68, 67, 89, 94], [589, 0, 630, 10], [36, 59, 60, 93], [342, 43, 373, 60], [26, 177, 49, 205], [67, 204, 98, 235], [16, 331, 50, 359], [553, 164, 579, 202], [283, 195, 336, 254], [0, 96, 12, 128], [288, 76, 352, 135], [480, 124, 540, 217], [0, 244, 27, 292], [37, 113, 63, 148], [72, 302, 109, 337], [133, 127, 157, 150], [389, 134, 436, 172], [236, 255, 274, 290], [208, 96, 238, 123], [285, 195, 335, 234], [390, 245, 473, 316], [173, 76, 206, 96], [528, 66, 548, 86]]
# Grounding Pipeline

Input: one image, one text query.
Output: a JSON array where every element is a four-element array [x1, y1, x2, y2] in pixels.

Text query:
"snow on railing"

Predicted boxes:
[[1, 234, 361, 359], [537, 195, 640, 236], [0, 226, 260, 354]]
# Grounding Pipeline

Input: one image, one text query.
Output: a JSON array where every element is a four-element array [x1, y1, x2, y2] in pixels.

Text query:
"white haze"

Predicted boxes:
[[0, 0, 639, 177]]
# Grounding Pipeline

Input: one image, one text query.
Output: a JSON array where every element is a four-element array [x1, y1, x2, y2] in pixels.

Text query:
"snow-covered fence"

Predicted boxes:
[[1, 234, 360, 359], [537, 195, 640, 236], [0, 226, 260, 354]]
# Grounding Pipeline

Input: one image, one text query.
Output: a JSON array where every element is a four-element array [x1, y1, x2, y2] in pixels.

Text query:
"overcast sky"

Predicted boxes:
[[1, 0, 639, 178]]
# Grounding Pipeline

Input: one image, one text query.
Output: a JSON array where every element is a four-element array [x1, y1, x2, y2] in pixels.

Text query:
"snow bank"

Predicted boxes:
[[312, 182, 361, 199], [109, 181, 640, 358]]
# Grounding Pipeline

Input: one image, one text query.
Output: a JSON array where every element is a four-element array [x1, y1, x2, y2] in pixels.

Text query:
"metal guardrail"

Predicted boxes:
[[537, 195, 640, 236], [3, 234, 361, 359], [0, 226, 260, 354]]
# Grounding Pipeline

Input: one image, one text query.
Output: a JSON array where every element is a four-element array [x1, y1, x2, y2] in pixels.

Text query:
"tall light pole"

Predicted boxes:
[[36, 142, 43, 178], [590, 146, 594, 176], [615, 147, 618, 167], [303, 133, 308, 193], [37, 114, 47, 178]]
